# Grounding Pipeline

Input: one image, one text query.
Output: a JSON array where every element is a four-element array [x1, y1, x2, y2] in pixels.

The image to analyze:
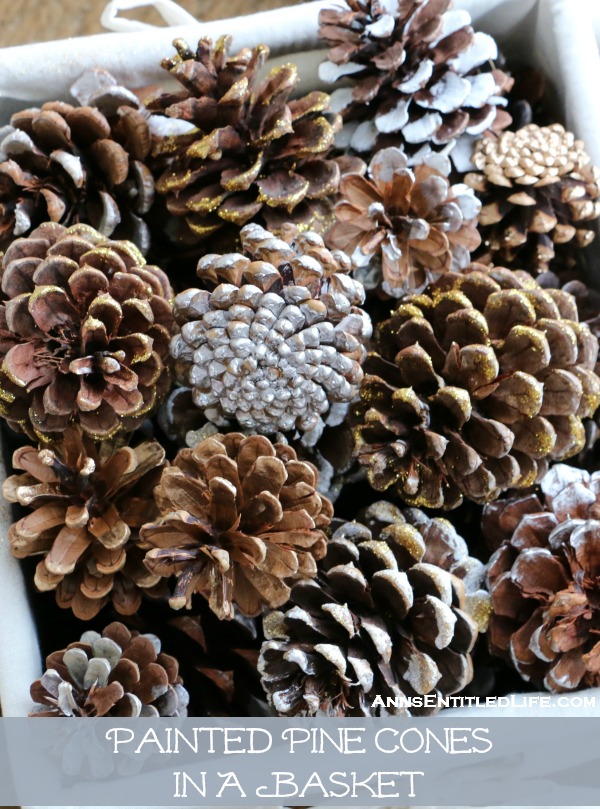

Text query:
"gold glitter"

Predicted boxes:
[[465, 592, 492, 633], [221, 152, 263, 192], [186, 192, 226, 214]]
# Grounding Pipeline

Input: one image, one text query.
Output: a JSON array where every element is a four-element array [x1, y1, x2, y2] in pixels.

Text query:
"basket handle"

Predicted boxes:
[[100, 0, 199, 32]]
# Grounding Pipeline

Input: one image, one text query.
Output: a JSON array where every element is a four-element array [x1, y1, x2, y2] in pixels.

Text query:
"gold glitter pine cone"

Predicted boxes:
[[0, 222, 174, 440], [148, 36, 342, 245], [352, 265, 600, 509]]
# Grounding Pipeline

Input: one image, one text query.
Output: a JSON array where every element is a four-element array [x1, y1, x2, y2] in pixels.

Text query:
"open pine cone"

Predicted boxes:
[[3, 426, 167, 620], [353, 266, 600, 509], [171, 223, 371, 444], [30, 622, 188, 717], [0, 222, 174, 439], [466, 124, 600, 272], [140, 432, 333, 620], [485, 464, 600, 692], [148, 36, 342, 245], [0, 70, 154, 251], [318, 0, 512, 155], [259, 500, 481, 717], [327, 147, 481, 297]]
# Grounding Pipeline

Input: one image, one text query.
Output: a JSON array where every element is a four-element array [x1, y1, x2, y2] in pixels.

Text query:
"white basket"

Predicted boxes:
[[0, 5, 599, 808]]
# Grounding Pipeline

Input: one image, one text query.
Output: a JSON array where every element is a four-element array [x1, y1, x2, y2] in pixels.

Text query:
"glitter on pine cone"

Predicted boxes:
[[318, 0, 512, 156], [171, 223, 372, 445], [0, 222, 174, 440], [2, 426, 167, 620], [485, 464, 600, 692], [30, 621, 188, 717], [466, 124, 600, 272], [140, 432, 333, 621], [326, 146, 481, 297], [259, 500, 483, 717], [353, 266, 600, 509], [0, 70, 155, 252], [148, 36, 342, 245]]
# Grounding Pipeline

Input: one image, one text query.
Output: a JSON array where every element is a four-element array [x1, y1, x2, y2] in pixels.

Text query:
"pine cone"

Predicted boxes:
[[353, 266, 600, 509], [327, 147, 481, 297], [318, 0, 512, 155], [171, 223, 371, 443], [485, 464, 600, 691], [0, 222, 174, 439], [3, 426, 167, 620], [148, 36, 342, 245], [30, 621, 188, 716], [466, 124, 600, 272], [140, 432, 333, 620], [259, 500, 480, 717], [0, 70, 154, 251]]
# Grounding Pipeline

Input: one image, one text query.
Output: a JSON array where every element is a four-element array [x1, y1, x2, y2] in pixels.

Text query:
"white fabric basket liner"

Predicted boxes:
[[0, 0, 598, 805]]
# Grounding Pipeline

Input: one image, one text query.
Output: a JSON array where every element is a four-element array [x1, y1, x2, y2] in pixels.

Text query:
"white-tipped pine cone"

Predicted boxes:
[[171, 224, 372, 443]]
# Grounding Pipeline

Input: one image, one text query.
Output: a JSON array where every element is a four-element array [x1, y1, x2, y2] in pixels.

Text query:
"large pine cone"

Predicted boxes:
[[466, 124, 600, 272], [148, 36, 342, 245], [0, 70, 154, 251], [327, 147, 481, 297], [353, 266, 600, 509], [30, 622, 188, 717], [318, 0, 512, 155], [140, 432, 333, 620], [259, 500, 481, 717], [485, 464, 600, 691], [0, 222, 174, 439], [3, 426, 167, 620], [171, 223, 371, 444]]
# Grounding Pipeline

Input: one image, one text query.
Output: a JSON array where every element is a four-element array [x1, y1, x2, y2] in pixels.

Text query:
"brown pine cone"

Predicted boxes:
[[140, 432, 333, 620], [353, 266, 600, 509], [0, 222, 174, 439], [3, 426, 167, 620], [318, 0, 512, 155], [30, 621, 188, 716], [259, 500, 480, 717], [485, 464, 600, 691], [0, 70, 154, 251], [327, 147, 481, 297], [148, 36, 342, 246], [171, 223, 371, 444], [466, 124, 600, 272]]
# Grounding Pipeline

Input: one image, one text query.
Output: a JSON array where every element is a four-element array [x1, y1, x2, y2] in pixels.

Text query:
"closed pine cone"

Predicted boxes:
[[259, 500, 480, 717], [327, 147, 481, 297], [3, 426, 167, 620], [466, 124, 600, 272], [148, 36, 342, 245], [353, 266, 600, 509], [171, 223, 371, 444], [318, 0, 512, 155], [485, 464, 600, 691], [140, 432, 333, 620], [0, 222, 174, 439], [0, 71, 154, 251], [30, 621, 188, 717]]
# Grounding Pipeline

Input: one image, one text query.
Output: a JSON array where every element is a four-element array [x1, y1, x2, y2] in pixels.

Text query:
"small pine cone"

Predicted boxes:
[[327, 147, 481, 297], [171, 223, 372, 443], [140, 432, 333, 620], [259, 500, 480, 717], [0, 222, 174, 439], [148, 36, 342, 245], [30, 622, 188, 717], [0, 70, 154, 251], [353, 266, 600, 509], [485, 464, 600, 691], [3, 426, 167, 620], [318, 0, 512, 155], [466, 124, 600, 272]]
